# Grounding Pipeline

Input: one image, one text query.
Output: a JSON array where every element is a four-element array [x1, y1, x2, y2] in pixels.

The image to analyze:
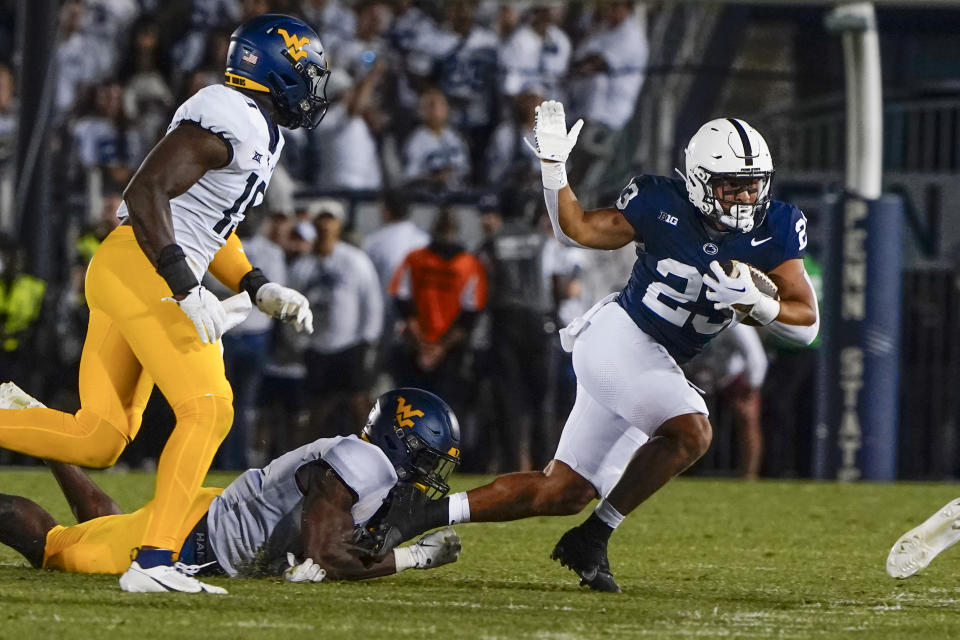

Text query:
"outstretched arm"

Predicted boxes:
[[526, 101, 634, 250], [292, 463, 461, 582]]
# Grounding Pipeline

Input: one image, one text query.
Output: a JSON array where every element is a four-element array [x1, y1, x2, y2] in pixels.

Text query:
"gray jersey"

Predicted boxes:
[[206, 435, 397, 577]]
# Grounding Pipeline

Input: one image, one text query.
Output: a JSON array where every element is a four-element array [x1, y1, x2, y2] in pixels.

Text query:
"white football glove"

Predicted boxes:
[[220, 291, 253, 334], [703, 261, 761, 311], [164, 285, 227, 344], [394, 528, 462, 571], [283, 553, 326, 583], [522, 100, 584, 190], [255, 283, 314, 334]]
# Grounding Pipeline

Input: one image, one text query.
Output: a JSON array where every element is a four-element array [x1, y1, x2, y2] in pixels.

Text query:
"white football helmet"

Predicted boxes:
[[683, 118, 774, 233]]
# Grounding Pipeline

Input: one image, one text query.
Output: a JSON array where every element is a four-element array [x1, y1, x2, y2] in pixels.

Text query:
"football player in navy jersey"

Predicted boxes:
[[356, 101, 820, 593], [0, 15, 327, 593]]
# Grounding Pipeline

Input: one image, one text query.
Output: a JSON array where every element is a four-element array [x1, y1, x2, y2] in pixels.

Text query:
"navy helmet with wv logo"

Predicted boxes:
[[225, 14, 330, 129], [362, 388, 461, 499]]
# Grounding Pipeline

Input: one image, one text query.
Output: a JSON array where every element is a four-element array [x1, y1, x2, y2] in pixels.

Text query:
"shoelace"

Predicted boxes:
[[174, 561, 218, 576]]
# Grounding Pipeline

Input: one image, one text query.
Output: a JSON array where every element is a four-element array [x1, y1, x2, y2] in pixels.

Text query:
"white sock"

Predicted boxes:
[[448, 492, 470, 524], [594, 499, 625, 530]]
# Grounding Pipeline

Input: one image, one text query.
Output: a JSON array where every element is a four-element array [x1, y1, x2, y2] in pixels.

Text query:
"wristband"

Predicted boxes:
[[156, 244, 198, 296], [540, 159, 568, 190], [240, 267, 270, 300], [748, 294, 781, 326], [393, 546, 415, 573]]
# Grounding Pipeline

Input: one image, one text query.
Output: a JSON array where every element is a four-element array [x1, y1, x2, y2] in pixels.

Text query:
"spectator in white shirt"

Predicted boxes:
[[567, 2, 649, 184], [70, 81, 145, 189], [330, 0, 392, 81], [362, 191, 430, 386], [300, 0, 357, 56], [571, 2, 648, 132], [432, 1, 500, 179], [207, 213, 287, 470], [362, 191, 430, 297], [403, 87, 471, 190], [485, 87, 543, 191], [311, 62, 386, 191], [499, 5, 571, 101], [288, 200, 383, 441]]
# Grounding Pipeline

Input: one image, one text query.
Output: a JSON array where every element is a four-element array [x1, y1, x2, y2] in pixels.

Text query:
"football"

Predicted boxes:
[[719, 260, 779, 326]]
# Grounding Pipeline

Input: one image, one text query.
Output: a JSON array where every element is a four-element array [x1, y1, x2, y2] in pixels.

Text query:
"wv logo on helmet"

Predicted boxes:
[[277, 28, 310, 61], [395, 397, 424, 428]]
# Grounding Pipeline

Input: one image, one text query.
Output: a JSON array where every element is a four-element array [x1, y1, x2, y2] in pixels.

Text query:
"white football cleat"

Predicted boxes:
[[119, 561, 228, 594], [886, 498, 960, 578], [0, 381, 46, 410]]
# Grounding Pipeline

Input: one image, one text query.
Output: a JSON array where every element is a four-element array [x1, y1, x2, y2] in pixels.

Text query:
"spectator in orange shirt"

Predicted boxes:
[[389, 208, 487, 421]]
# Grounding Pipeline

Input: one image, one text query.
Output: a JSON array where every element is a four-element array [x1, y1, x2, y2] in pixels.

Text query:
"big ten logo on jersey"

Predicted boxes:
[[395, 397, 424, 428], [277, 28, 310, 61], [658, 211, 678, 226]]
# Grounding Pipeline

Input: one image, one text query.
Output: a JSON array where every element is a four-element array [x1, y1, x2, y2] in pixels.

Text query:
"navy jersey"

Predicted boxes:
[[615, 175, 807, 363]]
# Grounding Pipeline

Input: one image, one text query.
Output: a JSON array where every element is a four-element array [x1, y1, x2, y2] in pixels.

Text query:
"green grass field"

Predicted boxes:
[[1, 469, 960, 639]]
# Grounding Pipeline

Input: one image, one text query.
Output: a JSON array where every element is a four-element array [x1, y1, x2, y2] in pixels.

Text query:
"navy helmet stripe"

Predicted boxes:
[[727, 118, 753, 166]]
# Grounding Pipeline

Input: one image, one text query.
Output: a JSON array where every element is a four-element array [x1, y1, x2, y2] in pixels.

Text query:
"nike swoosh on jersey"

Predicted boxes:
[[750, 237, 773, 246]]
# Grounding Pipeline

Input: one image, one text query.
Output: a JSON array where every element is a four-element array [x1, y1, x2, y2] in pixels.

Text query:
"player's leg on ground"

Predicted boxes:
[[44, 488, 219, 574], [887, 498, 960, 578], [0, 494, 58, 567], [466, 459, 597, 521], [49, 462, 123, 522], [0, 386, 125, 520]]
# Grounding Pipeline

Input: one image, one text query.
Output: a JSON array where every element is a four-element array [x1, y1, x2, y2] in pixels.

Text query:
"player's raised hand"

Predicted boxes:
[[523, 100, 583, 190], [255, 283, 314, 333], [283, 553, 327, 583], [525, 100, 584, 162], [164, 285, 227, 344]]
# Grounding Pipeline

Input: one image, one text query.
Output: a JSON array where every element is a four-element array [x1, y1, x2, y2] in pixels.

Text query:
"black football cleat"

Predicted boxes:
[[551, 525, 622, 593]]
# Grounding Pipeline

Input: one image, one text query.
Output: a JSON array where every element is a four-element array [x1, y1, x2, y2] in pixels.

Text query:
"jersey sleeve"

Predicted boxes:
[[207, 231, 255, 292], [614, 174, 669, 237], [320, 436, 398, 526], [773, 203, 809, 263], [168, 85, 251, 166]]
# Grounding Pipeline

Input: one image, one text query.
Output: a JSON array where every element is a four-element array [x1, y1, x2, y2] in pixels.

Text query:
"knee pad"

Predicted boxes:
[[172, 395, 235, 441]]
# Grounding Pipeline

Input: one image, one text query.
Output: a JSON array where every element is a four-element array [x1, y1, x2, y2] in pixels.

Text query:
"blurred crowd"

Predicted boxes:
[[0, 0, 821, 478]]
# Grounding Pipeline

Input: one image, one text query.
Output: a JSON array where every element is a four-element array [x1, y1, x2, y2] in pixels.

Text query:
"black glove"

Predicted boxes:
[[353, 483, 434, 563]]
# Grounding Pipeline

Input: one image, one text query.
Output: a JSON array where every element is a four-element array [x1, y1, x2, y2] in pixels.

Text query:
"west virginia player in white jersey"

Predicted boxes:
[[357, 102, 821, 594], [0, 14, 329, 594], [0, 387, 462, 586]]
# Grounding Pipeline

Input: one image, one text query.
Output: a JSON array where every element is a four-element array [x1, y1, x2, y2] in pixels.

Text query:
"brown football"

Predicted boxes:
[[719, 260, 779, 326]]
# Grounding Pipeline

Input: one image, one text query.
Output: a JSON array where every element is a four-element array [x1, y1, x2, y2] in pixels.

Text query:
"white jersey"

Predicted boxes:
[[117, 84, 285, 280], [206, 435, 397, 577]]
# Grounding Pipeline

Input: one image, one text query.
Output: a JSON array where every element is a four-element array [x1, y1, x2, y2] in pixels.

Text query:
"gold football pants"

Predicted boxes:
[[0, 226, 234, 550], [43, 488, 222, 574]]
